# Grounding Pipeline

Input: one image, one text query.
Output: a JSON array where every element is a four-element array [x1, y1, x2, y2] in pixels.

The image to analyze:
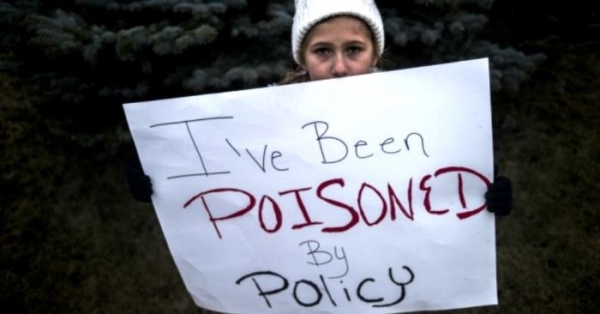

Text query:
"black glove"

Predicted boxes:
[[125, 149, 153, 203], [485, 166, 513, 216]]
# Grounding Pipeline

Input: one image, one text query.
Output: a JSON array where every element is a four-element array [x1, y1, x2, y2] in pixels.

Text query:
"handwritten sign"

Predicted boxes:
[[124, 58, 497, 314]]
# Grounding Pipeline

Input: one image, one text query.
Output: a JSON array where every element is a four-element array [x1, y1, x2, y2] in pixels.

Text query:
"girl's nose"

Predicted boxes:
[[331, 55, 348, 77]]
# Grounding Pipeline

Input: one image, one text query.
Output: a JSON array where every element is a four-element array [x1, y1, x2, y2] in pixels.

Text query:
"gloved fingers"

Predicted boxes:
[[130, 175, 153, 202], [127, 174, 152, 202], [125, 148, 153, 203], [485, 176, 513, 216], [488, 202, 512, 216], [487, 176, 512, 192]]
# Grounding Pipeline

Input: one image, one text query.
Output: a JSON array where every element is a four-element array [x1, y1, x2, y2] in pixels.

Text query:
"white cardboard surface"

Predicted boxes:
[[124, 58, 497, 314]]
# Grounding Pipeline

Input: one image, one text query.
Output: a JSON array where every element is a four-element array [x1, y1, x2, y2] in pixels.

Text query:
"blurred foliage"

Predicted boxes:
[[0, 0, 548, 150]]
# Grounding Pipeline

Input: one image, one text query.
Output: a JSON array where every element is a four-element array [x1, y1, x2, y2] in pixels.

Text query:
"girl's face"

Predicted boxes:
[[301, 16, 378, 81]]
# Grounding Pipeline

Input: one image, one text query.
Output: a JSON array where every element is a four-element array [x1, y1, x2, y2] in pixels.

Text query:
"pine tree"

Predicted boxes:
[[0, 0, 551, 180], [2, 0, 544, 100], [0, 0, 546, 147], [378, 0, 546, 93]]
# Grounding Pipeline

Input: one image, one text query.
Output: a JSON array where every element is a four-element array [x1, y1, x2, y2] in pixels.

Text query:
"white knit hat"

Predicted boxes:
[[291, 0, 385, 64]]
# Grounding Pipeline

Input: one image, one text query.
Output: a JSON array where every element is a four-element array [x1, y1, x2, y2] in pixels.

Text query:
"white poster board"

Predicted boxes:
[[124, 58, 497, 314]]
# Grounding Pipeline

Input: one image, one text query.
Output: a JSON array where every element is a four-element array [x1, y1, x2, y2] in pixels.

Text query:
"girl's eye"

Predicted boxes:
[[314, 47, 331, 56], [347, 46, 363, 55]]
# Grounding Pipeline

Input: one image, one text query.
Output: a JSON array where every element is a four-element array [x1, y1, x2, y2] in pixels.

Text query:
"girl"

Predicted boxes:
[[282, 0, 384, 83], [126, 0, 512, 216]]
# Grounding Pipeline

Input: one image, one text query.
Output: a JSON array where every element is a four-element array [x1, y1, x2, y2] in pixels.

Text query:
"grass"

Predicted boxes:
[[491, 42, 600, 313], [1, 41, 599, 313]]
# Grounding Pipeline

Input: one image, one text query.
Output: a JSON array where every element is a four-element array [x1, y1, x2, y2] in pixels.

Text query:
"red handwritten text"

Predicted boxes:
[[183, 166, 491, 239]]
